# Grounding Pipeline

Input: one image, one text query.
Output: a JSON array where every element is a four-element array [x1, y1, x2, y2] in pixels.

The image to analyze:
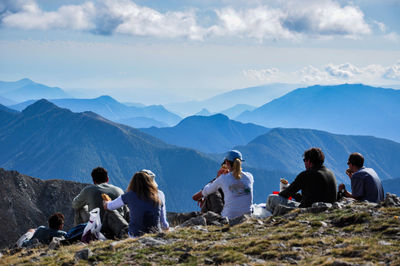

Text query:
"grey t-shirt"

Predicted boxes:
[[72, 183, 126, 219], [351, 167, 384, 203]]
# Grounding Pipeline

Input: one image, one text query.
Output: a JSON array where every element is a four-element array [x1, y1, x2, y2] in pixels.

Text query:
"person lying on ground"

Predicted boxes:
[[17, 212, 67, 247]]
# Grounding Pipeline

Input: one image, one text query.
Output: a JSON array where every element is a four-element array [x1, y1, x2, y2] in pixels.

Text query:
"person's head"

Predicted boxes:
[[91, 167, 109, 184], [48, 212, 64, 230], [141, 169, 158, 187], [303, 147, 325, 169], [127, 171, 160, 206], [224, 150, 243, 180], [347, 152, 364, 171]]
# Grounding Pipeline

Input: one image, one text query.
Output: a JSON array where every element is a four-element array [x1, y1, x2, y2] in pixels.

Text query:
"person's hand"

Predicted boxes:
[[217, 167, 229, 177], [198, 198, 205, 208], [345, 168, 353, 178], [192, 191, 203, 201], [103, 200, 110, 210], [338, 183, 346, 191]]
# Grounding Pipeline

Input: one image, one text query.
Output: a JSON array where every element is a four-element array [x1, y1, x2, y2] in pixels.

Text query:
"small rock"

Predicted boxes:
[[74, 248, 92, 261], [193, 225, 208, 232], [320, 221, 328, 227], [203, 211, 221, 224], [334, 243, 348, 248], [291, 247, 303, 252], [378, 240, 392, 246], [380, 193, 400, 207], [256, 220, 264, 225], [332, 260, 355, 266], [309, 202, 332, 213], [181, 216, 207, 227], [139, 237, 167, 246], [229, 214, 250, 226], [333, 202, 344, 209], [48, 237, 62, 250], [204, 258, 214, 264], [273, 205, 296, 216], [279, 242, 286, 249], [109, 240, 125, 250]]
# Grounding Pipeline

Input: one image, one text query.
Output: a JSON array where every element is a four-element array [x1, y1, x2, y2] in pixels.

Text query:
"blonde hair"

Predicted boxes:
[[231, 158, 242, 180], [127, 172, 161, 206]]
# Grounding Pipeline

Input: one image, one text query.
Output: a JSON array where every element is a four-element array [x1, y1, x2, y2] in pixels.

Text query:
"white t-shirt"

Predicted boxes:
[[202, 171, 254, 219]]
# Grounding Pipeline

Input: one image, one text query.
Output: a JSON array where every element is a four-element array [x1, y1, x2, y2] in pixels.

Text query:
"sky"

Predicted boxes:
[[0, 0, 400, 104]]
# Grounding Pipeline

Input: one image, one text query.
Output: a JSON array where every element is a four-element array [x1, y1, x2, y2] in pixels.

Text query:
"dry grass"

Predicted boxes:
[[2, 204, 400, 265]]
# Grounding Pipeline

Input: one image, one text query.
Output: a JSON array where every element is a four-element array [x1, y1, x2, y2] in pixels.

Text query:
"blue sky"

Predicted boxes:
[[0, 0, 399, 104]]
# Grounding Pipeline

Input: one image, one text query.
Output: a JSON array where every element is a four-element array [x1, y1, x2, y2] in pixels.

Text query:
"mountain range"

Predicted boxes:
[[233, 128, 400, 183], [236, 84, 400, 143], [141, 114, 270, 154], [165, 83, 299, 116], [0, 78, 69, 102], [0, 100, 288, 212], [9, 95, 181, 127]]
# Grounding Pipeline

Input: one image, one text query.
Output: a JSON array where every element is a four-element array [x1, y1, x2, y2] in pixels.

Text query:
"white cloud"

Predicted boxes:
[[296, 65, 331, 83], [384, 32, 400, 42], [383, 61, 400, 80], [247, 62, 399, 84], [2, 2, 95, 30], [242, 68, 280, 81], [0, 0, 375, 41], [325, 63, 362, 79], [281, 0, 371, 38], [211, 6, 297, 41]]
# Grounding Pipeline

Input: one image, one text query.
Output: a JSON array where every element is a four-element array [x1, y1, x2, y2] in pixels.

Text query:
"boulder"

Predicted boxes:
[[181, 216, 207, 227], [229, 214, 250, 226], [74, 248, 92, 261]]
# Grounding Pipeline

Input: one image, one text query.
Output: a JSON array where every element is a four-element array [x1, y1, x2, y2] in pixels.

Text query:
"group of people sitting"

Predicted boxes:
[[17, 147, 385, 247]]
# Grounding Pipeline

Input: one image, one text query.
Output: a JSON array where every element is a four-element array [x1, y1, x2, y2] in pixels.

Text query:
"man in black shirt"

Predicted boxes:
[[266, 147, 337, 213]]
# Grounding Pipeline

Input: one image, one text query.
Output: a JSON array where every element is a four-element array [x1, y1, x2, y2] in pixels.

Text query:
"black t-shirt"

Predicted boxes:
[[280, 165, 337, 207]]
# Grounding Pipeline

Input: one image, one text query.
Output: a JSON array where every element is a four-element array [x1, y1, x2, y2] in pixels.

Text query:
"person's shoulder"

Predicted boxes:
[[158, 190, 165, 197], [242, 171, 254, 180]]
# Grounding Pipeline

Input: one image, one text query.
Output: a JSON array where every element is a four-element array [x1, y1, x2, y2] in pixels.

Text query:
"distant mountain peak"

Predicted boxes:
[[18, 78, 34, 83], [22, 99, 60, 115], [96, 95, 116, 101]]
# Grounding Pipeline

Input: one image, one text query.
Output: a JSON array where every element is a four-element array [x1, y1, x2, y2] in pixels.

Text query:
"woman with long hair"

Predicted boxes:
[[103, 171, 169, 237], [201, 150, 254, 219]]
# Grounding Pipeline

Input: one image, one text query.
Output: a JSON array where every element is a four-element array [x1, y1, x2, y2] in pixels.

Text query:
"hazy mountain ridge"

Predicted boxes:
[[236, 84, 400, 143], [141, 114, 270, 153], [165, 83, 299, 116], [0, 78, 69, 102], [234, 128, 400, 183], [9, 95, 181, 127]]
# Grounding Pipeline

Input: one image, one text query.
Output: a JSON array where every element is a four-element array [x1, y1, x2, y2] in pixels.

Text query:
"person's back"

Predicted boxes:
[[352, 167, 384, 203], [206, 171, 253, 219], [121, 189, 162, 236], [21, 212, 66, 247], [73, 183, 125, 218], [298, 166, 337, 207], [26, 226, 66, 245], [278, 148, 337, 208], [72, 167, 126, 221]]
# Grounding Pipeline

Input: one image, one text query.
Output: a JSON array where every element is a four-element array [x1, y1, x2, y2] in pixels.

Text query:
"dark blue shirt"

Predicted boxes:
[[351, 167, 384, 203], [23, 226, 66, 246], [121, 191, 161, 236]]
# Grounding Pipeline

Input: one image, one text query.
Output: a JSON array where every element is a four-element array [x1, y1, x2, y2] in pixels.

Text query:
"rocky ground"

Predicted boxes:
[[1, 194, 399, 265]]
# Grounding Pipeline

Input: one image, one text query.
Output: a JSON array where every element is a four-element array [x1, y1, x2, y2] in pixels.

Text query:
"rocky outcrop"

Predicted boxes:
[[0, 168, 87, 248]]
